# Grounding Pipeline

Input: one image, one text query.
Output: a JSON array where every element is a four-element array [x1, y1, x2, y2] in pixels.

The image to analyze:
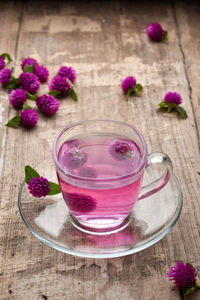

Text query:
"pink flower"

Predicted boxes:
[[19, 72, 40, 94], [0, 68, 11, 87], [168, 262, 200, 295], [34, 65, 49, 83], [36, 94, 59, 116], [28, 177, 50, 197], [21, 57, 39, 71], [78, 167, 98, 178], [164, 92, 182, 105], [121, 76, 136, 94], [57, 66, 76, 83], [20, 109, 38, 128], [109, 139, 135, 161], [63, 147, 88, 169], [0, 56, 5, 71], [63, 192, 96, 213], [146, 22, 164, 41], [49, 75, 71, 96], [9, 89, 27, 109]]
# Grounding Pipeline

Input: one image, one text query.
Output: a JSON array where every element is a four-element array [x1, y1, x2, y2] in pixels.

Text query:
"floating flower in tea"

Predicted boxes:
[[63, 192, 97, 213]]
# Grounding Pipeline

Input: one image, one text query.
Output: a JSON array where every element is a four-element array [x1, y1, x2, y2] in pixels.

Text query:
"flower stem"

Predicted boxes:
[[196, 280, 200, 288]]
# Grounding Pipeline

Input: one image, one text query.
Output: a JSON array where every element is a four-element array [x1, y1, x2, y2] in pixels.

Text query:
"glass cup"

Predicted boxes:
[[52, 120, 172, 234]]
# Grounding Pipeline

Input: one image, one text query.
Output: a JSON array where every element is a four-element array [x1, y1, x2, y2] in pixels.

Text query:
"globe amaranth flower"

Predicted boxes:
[[49, 75, 71, 96], [109, 139, 135, 161], [19, 72, 40, 94], [0, 56, 5, 70], [57, 66, 76, 83], [63, 147, 88, 169], [164, 91, 182, 105], [159, 91, 187, 118], [36, 94, 59, 116], [34, 65, 49, 83], [63, 192, 96, 213], [21, 57, 39, 71], [78, 167, 98, 178], [20, 109, 38, 128], [121, 76, 136, 94], [28, 176, 50, 198], [146, 22, 164, 41], [0, 68, 11, 87], [9, 88, 27, 109], [67, 140, 79, 148], [168, 262, 200, 295]]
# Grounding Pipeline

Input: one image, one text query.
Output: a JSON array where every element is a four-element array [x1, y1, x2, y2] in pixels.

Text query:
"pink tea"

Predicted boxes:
[[57, 134, 143, 229]]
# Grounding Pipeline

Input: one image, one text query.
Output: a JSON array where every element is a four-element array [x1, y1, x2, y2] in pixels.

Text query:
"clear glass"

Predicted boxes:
[[18, 155, 183, 258], [52, 120, 172, 233]]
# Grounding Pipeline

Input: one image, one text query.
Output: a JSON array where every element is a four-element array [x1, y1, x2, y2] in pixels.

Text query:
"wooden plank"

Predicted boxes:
[[0, 1, 200, 299], [0, 1, 23, 178]]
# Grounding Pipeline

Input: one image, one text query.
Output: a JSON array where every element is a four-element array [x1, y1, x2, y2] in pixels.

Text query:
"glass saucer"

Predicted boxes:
[[18, 157, 183, 259]]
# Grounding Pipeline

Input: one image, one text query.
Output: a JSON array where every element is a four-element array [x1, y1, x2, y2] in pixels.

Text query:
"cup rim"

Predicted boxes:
[[52, 119, 148, 182]]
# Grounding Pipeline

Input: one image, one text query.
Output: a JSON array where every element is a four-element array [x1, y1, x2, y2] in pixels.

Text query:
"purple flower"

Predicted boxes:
[[49, 75, 71, 96], [168, 262, 198, 293], [0, 56, 5, 71], [109, 139, 135, 161], [146, 22, 164, 41], [36, 94, 59, 116], [34, 65, 49, 83], [164, 92, 182, 105], [20, 109, 38, 128], [28, 176, 50, 198], [9, 89, 27, 109], [67, 140, 79, 148], [0, 68, 11, 87], [63, 192, 96, 213], [121, 76, 136, 94], [57, 66, 76, 83], [19, 72, 40, 94], [21, 57, 39, 71], [63, 147, 88, 169], [78, 167, 98, 178]]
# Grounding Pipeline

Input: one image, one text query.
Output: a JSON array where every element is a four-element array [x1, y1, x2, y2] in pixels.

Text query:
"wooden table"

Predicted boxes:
[[1, 1, 200, 299]]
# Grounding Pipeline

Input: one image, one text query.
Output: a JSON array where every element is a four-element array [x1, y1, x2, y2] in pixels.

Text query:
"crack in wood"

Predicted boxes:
[[171, 1, 200, 154], [14, 1, 24, 62]]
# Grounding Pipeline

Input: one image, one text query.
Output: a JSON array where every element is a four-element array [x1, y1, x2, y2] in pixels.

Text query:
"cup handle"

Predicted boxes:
[[138, 152, 172, 201]]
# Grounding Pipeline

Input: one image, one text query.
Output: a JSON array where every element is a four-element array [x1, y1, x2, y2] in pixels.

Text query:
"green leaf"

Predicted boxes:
[[5, 115, 20, 128], [24, 64, 34, 73], [1, 53, 12, 65], [135, 83, 143, 91], [184, 286, 196, 296], [48, 181, 61, 195], [176, 106, 188, 118], [158, 100, 167, 108], [69, 88, 78, 101], [134, 84, 143, 96], [26, 92, 36, 101], [196, 280, 200, 289], [162, 31, 168, 42], [6, 76, 20, 90], [25, 165, 40, 184], [48, 90, 61, 98], [23, 103, 32, 110]]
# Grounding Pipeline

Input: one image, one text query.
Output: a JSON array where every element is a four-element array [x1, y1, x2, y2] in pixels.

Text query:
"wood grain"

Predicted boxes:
[[0, 1, 200, 299]]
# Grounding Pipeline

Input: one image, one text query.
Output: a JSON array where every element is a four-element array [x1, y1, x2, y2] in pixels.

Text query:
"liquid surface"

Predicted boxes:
[[58, 134, 142, 178]]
